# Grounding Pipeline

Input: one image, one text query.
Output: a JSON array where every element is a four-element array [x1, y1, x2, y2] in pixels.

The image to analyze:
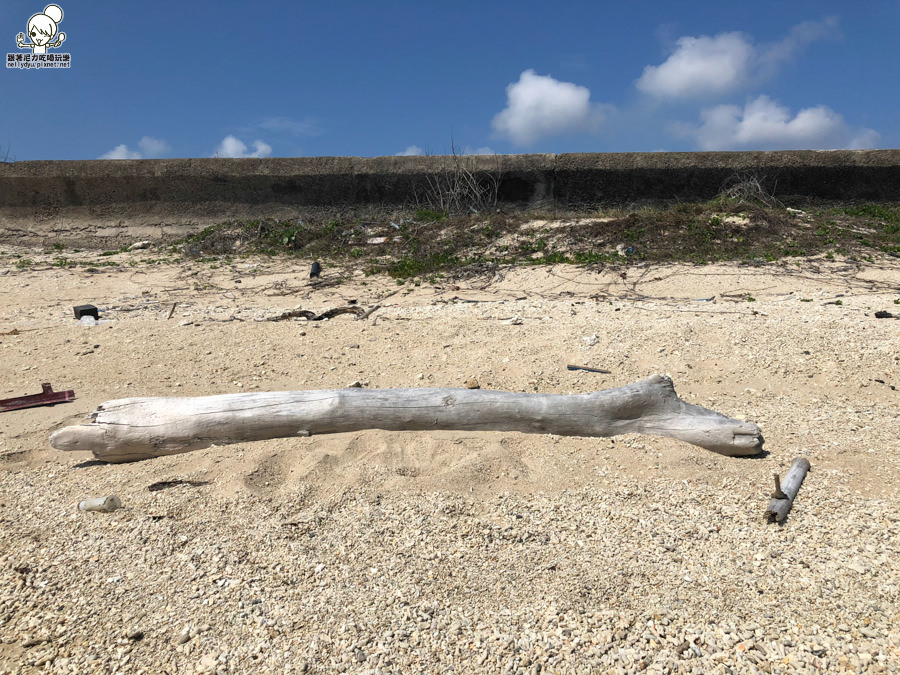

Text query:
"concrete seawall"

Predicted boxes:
[[1, 150, 898, 245]]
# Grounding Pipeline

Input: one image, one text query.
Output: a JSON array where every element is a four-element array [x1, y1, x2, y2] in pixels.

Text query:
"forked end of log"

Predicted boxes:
[[50, 375, 764, 463]]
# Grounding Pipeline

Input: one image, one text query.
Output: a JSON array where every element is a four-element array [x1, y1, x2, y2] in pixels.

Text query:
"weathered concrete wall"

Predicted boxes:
[[1, 150, 898, 246], [555, 150, 900, 204]]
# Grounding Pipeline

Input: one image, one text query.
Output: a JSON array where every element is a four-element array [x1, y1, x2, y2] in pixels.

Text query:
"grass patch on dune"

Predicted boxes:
[[172, 197, 900, 279]]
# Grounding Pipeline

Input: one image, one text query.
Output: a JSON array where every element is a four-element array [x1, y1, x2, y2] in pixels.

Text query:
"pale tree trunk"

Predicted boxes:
[[50, 375, 763, 463]]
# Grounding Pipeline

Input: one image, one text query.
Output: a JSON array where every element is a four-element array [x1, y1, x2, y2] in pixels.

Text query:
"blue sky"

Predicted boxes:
[[2, 1, 897, 160]]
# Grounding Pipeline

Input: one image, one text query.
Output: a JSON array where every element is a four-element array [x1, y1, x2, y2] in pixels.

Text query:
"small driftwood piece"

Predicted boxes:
[[50, 375, 763, 463], [567, 364, 612, 374], [263, 305, 372, 322], [765, 457, 811, 523]]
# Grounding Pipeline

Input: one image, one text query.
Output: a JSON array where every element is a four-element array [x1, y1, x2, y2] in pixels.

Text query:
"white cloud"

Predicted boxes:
[[137, 136, 171, 157], [636, 32, 754, 99], [462, 145, 495, 155], [757, 17, 841, 79], [99, 136, 171, 159], [396, 145, 425, 156], [679, 95, 879, 150], [636, 18, 840, 99], [492, 69, 613, 146], [213, 135, 272, 158], [99, 144, 142, 160]]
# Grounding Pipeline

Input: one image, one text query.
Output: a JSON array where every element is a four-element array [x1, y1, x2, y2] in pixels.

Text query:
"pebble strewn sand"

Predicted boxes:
[[1, 248, 899, 674]]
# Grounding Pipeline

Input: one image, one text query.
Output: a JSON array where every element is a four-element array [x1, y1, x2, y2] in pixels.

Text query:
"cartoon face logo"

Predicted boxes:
[[16, 4, 66, 55]]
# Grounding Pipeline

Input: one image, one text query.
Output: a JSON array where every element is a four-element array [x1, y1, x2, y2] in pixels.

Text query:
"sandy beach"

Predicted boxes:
[[1, 247, 899, 674]]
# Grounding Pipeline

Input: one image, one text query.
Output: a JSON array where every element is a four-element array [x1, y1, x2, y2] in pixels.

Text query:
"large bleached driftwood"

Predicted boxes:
[[50, 375, 763, 463]]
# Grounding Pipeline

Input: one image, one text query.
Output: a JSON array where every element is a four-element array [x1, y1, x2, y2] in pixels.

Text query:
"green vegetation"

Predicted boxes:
[[5, 199, 899, 281], [51, 256, 77, 268], [840, 204, 900, 225], [161, 198, 900, 280], [414, 209, 447, 223], [100, 247, 129, 256]]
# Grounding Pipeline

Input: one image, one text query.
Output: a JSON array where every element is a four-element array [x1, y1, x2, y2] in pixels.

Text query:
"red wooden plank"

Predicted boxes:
[[0, 383, 75, 412]]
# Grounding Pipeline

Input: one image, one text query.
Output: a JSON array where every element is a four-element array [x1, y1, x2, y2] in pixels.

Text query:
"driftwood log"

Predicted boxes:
[[765, 457, 811, 523], [50, 374, 763, 463]]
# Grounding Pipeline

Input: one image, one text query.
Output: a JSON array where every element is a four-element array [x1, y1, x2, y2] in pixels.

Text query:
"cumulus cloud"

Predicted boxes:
[[213, 135, 272, 158], [99, 144, 141, 160], [679, 95, 879, 150], [99, 136, 170, 160], [636, 32, 754, 99], [492, 69, 613, 146], [636, 18, 840, 99], [137, 136, 171, 157], [396, 145, 425, 156]]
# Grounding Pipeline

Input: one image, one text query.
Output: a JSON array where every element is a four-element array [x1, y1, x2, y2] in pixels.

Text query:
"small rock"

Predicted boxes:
[[126, 628, 144, 641], [128, 241, 152, 251], [583, 335, 599, 346], [33, 652, 53, 667], [465, 379, 480, 389], [197, 654, 218, 674], [506, 316, 523, 325], [348, 381, 363, 388], [78, 496, 122, 513], [175, 628, 191, 645]]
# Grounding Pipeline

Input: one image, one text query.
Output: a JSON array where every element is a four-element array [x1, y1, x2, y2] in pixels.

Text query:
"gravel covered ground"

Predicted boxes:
[[1, 247, 899, 674]]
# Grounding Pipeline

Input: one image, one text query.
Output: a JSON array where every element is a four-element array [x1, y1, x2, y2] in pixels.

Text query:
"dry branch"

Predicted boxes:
[[262, 305, 373, 322], [50, 375, 763, 463], [765, 457, 811, 523]]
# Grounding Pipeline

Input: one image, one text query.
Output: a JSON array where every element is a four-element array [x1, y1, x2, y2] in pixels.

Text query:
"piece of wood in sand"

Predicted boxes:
[[50, 374, 764, 463], [765, 457, 811, 523]]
